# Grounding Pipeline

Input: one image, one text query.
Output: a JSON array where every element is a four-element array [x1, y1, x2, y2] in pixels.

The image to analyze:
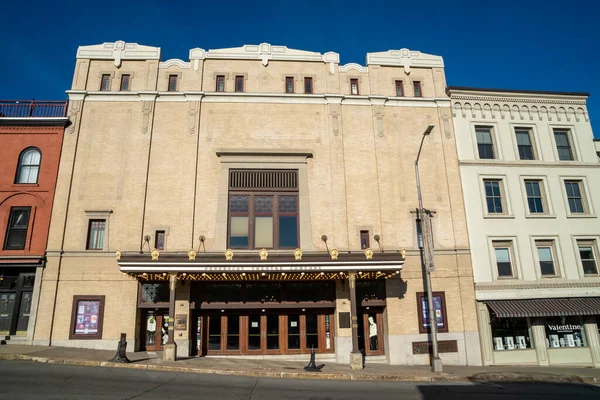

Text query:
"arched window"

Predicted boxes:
[[15, 147, 41, 184]]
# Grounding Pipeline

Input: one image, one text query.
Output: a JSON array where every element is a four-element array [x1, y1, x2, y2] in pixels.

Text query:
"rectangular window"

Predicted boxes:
[[120, 74, 130, 91], [168, 75, 178, 92], [100, 74, 110, 91], [304, 77, 313, 94], [484, 180, 504, 214], [360, 230, 370, 249], [285, 77, 294, 93], [228, 170, 299, 249], [577, 240, 599, 275], [564, 180, 586, 214], [70, 296, 105, 340], [3, 207, 31, 250], [493, 242, 514, 278], [476, 126, 496, 159], [524, 180, 545, 214], [554, 129, 574, 161], [350, 79, 359, 95], [544, 316, 587, 348], [413, 81, 422, 97], [536, 241, 557, 276], [395, 80, 404, 97], [155, 230, 165, 250], [235, 76, 244, 92], [86, 219, 106, 250], [515, 128, 535, 160], [490, 317, 533, 351], [216, 75, 225, 92]]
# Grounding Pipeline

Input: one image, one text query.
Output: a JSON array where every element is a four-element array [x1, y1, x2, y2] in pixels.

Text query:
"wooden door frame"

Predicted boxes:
[[360, 309, 385, 356]]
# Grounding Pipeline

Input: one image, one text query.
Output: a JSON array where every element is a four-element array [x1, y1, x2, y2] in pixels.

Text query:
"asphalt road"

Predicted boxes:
[[0, 361, 598, 400]]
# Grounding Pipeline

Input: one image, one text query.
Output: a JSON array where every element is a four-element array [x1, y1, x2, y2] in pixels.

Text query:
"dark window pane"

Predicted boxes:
[[254, 196, 273, 213], [395, 81, 403, 96], [227, 315, 240, 350], [278, 196, 297, 213], [288, 314, 301, 349], [279, 216, 298, 248], [356, 280, 386, 301], [141, 283, 170, 303], [230, 196, 249, 213], [202, 283, 243, 303], [414, 81, 422, 97], [306, 314, 319, 349], [120, 75, 130, 91], [266, 314, 279, 350], [235, 76, 244, 92], [246, 283, 281, 303], [248, 315, 261, 350], [208, 316, 221, 350], [497, 262, 513, 277], [539, 261, 555, 275], [286, 77, 294, 93], [582, 260, 598, 275], [304, 78, 312, 93], [5, 230, 27, 250]]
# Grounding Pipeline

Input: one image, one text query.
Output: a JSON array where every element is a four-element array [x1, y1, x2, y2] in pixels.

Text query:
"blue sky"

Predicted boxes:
[[1, 0, 598, 132]]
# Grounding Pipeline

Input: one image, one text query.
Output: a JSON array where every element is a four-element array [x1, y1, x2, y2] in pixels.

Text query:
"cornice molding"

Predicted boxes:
[[159, 59, 190, 69], [339, 63, 368, 73], [476, 281, 600, 291], [366, 48, 444, 73], [459, 160, 600, 169], [76, 40, 161, 67]]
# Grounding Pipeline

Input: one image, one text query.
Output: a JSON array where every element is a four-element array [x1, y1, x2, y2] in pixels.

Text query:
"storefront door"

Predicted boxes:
[[0, 293, 16, 335], [357, 308, 384, 355], [142, 310, 168, 351]]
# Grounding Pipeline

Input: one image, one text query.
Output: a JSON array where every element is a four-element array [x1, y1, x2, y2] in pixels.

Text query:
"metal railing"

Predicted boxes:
[[0, 100, 68, 118]]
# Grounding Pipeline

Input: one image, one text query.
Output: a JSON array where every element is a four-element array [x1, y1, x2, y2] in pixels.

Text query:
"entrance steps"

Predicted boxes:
[[1, 335, 30, 345]]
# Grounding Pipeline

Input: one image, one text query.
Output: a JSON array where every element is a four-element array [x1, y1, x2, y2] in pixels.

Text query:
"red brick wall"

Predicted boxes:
[[0, 125, 65, 256]]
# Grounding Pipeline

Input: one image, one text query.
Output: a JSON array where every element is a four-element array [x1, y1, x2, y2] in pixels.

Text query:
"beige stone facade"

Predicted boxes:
[[34, 41, 480, 366]]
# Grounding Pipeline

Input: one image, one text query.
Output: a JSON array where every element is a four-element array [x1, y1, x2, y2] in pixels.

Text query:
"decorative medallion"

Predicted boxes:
[[401, 248, 406, 259], [116, 249, 121, 261], [225, 249, 234, 261], [364, 248, 374, 260], [330, 249, 339, 260], [188, 249, 197, 261], [259, 248, 269, 261], [151, 249, 159, 261], [294, 248, 303, 261]]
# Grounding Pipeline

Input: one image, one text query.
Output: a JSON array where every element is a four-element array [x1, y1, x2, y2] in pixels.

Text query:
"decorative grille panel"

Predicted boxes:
[[229, 170, 298, 191]]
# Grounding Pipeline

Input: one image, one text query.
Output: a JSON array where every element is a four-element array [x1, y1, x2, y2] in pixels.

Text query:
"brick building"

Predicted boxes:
[[0, 100, 69, 343], [34, 41, 481, 367]]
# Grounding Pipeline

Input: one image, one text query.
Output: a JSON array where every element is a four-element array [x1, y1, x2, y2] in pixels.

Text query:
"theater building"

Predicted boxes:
[[449, 87, 600, 367], [34, 41, 481, 366], [0, 100, 69, 343]]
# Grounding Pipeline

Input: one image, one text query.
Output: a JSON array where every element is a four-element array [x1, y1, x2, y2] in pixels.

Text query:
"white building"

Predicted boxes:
[[449, 87, 600, 367]]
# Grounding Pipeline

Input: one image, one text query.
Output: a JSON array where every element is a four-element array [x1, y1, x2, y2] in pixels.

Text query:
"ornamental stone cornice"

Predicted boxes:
[[459, 160, 600, 169], [476, 281, 600, 291], [451, 94, 587, 106]]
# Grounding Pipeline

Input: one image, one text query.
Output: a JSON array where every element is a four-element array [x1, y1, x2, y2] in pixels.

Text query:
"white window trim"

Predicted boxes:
[[550, 125, 580, 162], [471, 122, 502, 161], [530, 236, 564, 279], [518, 175, 554, 218], [510, 123, 540, 162], [148, 225, 170, 251], [83, 210, 112, 251], [571, 235, 600, 278], [488, 236, 521, 280], [559, 175, 595, 217], [479, 174, 513, 218]]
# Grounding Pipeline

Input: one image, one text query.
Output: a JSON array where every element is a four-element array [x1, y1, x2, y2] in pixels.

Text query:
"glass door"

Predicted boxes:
[[207, 315, 222, 352], [305, 313, 319, 351], [225, 314, 240, 353], [0, 293, 16, 335], [287, 314, 301, 351], [16, 292, 32, 335], [360, 310, 384, 355], [265, 314, 280, 352], [247, 314, 262, 353]]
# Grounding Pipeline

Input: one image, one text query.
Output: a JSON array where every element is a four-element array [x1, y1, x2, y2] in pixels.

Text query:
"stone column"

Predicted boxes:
[[348, 272, 363, 369], [583, 316, 600, 368], [531, 318, 549, 366], [163, 274, 177, 361], [476, 302, 494, 366]]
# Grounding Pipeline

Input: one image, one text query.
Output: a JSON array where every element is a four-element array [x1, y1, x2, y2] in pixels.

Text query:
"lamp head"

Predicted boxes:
[[423, 124, 435, 136]]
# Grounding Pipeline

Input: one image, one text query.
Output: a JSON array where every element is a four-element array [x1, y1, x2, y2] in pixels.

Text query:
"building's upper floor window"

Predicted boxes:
[[15, 147, 41, 184], [395, 80, 404, 97], [515, 128, 535, 160], [285, 77, 294, 94], [155, 230, 165, 250], [100, 74, 111, 91], [120, 74, 131, 91], [564, 180, 587, 214], [484, 179, 504, 214], [304, 77, 313, 94], [168, 75, 178, 92], [216, 75, 225, 92], [228, 169, 298, 249], [554, 129, 575, 161], [536, 240, 558, 277], [578, 240, 598, 275], [476, 126, 496, 159], [360, 230, 370, 249], [493, 241, 515, 278], [87, 219, 106, 250], [3, 207, 31, 250], [524, 180, 545, 214], [235, 76, 244, 93], [413, 81, 422, 97], [350, 79, 359, 95]]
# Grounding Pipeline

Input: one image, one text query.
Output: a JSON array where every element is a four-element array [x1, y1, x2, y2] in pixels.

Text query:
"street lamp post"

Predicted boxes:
[[415, 124, 443, 373]]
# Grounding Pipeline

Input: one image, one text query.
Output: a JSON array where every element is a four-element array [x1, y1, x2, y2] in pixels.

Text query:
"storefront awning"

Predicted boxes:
[[487, 298, 600, 318]]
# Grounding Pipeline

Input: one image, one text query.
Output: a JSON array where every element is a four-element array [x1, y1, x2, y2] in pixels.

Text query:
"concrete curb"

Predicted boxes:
[[0, 353, 597, 384]]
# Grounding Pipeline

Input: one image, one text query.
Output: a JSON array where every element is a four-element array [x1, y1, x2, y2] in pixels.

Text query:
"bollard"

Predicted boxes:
[[109, 333, 131, 363], [303, 346, 321, 372]]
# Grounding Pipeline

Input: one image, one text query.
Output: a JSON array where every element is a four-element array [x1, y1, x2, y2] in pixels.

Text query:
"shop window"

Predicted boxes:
[[490, 317, 533, 351], [15, 147, 41, 184], [216, 75, 225, 92], [417, 292, 448, 333], [3, 207, 31, 250], [544, 316, 587, 348], [69, 295, 105, 340], [228, 169, 298, 249], [285, 77, 294, 93], [86, 219, 106, 250], [140, 282, 169, 304]]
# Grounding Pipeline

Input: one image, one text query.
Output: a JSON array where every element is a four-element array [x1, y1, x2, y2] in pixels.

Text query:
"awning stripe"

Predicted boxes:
[[487, 298, 600, 318]]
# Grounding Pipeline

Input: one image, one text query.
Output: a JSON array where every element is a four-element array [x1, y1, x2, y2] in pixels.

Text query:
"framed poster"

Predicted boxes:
[[417, 292, 448, 334], [69, 295, 105, 339]]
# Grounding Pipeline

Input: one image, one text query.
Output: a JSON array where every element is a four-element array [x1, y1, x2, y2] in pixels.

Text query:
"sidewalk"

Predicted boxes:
[[1, 344, 598, 384]]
